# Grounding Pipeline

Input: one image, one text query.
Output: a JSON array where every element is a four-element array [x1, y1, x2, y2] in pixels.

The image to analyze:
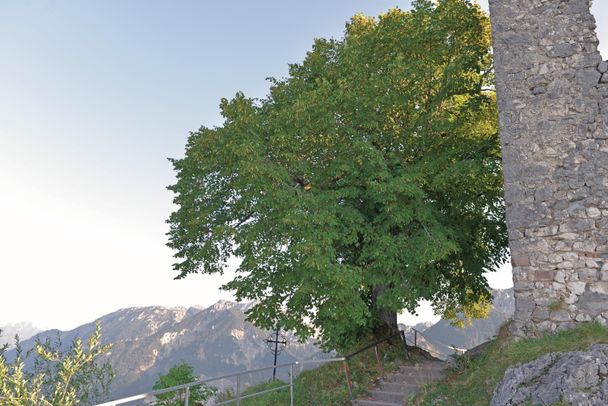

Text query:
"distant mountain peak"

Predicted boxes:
[[404, 288, 515, 360], [0, 322, 41, 348], [6, 300, 322, 400], [210, 299, 255, 313], [212, 299, 237, 311]]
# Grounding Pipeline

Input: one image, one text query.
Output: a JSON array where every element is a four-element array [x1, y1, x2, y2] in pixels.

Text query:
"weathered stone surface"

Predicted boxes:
[[511, 255, 531, 267], [489, 0, 608, 338], [491, 345, 608, 406], [578, 291, 608, 315], [547, 43, 577, 58], [568, 281, 587, 295]]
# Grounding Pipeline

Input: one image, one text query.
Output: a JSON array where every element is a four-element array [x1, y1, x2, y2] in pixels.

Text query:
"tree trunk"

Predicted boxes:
[[371, 285, 398, 338]]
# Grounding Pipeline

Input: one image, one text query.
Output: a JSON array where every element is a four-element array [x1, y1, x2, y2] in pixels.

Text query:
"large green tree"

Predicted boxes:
[[168, 0, 507, 350]]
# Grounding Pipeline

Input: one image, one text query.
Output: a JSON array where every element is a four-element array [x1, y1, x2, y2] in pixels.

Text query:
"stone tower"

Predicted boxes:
[[489, 0, 608, 338]]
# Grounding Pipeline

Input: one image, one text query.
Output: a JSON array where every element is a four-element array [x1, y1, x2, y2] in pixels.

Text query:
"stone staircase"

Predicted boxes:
[[353, 358, 446, 406]]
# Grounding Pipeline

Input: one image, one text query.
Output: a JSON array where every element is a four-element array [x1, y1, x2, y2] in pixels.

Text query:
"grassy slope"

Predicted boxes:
[[219, 323, 608, 405], [218, 340, 409, 405], [412, 322, 608, 406]]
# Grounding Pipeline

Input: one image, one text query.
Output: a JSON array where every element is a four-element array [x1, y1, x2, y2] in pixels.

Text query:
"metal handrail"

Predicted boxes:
[[340, 330, 409, 400], [95, 330, 414, 406], [344, 331, 404, 360], [95, 357, 346, 406], [412, 328, 465, 353], [403, 327, 455, 359]]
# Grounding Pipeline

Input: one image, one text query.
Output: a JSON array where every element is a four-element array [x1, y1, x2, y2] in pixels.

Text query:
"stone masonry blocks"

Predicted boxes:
[[488, 0, 608, 338]]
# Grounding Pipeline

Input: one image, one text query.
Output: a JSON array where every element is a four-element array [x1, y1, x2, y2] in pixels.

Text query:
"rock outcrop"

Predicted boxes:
[[492, 344, 608, 406]]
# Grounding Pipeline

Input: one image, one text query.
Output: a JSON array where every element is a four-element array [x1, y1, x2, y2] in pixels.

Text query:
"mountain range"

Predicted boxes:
[[402, 288, 515, 359], [5, 288, 514, 402], [5, 300, 325, 401]]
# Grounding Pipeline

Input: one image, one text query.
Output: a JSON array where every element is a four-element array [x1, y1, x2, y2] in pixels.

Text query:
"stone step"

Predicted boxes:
[[383, 376, 438, 386], [385, 372, 442, 384], [379, 381, 421, 394], [368, 390, 405, 403], [354, 361, 446, 405], [353, 400, 402, 406], [400, 363, 446, 373]]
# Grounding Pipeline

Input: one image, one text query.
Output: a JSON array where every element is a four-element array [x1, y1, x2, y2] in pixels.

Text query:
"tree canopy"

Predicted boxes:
[[168, 0, 507, 350]]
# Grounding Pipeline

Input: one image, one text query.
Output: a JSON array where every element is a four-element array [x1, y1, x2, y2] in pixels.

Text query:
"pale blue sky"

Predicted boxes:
[[0, 1, 606, 330]]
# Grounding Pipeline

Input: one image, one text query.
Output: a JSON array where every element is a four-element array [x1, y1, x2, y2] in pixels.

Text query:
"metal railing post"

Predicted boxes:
[[236, 375, 241, 406], [289, 363, 294, 406], [400, 330, 409, 359], [373, 344, 385, 380], [342, 360, 353, 400], [94, 338, 409, 406]]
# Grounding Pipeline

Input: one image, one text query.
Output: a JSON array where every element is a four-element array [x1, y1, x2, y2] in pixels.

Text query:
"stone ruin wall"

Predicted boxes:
[[489, 0, 608, 338]]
